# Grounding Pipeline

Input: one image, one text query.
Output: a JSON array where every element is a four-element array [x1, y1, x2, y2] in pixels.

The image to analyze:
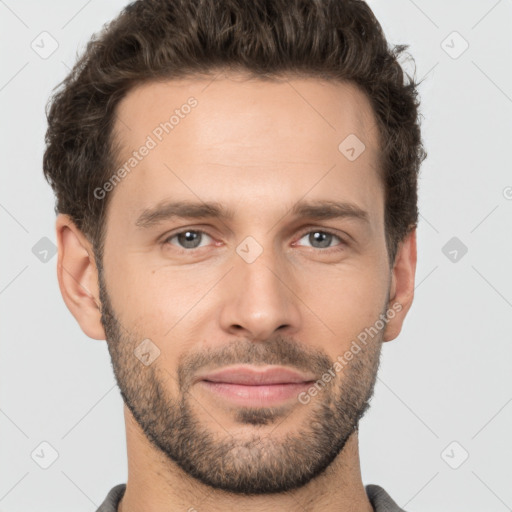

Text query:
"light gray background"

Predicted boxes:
[[1, 1, 511, 511]]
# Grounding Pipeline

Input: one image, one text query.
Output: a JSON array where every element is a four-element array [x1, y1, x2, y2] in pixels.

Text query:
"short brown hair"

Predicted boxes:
[[43, 0, 427, 266]]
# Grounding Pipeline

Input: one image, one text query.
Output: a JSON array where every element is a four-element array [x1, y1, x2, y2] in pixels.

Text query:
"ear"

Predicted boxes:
[[383, 228, 417, 342], [55, 214, 106, 340]]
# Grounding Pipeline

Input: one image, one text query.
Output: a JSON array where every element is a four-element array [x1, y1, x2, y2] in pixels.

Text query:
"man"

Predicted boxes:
[[43, 0, 426, 510]]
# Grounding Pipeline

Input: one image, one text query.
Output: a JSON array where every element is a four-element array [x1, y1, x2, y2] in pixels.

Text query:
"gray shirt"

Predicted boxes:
[[96, 483, 406, 511]]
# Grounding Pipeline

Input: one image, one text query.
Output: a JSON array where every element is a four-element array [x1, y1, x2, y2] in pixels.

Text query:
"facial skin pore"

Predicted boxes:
[[56, 72, 417, 512]]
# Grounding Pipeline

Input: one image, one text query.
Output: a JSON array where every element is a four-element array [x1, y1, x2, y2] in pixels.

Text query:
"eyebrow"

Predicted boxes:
[[135, 199, 370, 229]]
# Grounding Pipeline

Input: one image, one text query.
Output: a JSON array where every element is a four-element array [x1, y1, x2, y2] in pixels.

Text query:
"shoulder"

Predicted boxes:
[[96, 483, 126, 512], [366, 484, 406, 512]]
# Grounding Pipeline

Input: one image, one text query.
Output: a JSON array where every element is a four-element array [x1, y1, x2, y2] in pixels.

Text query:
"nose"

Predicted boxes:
[[218, 247, 302, 342]]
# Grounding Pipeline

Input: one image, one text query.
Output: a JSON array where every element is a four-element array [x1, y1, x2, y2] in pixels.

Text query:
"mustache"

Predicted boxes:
[[176, 335, 333, 390]]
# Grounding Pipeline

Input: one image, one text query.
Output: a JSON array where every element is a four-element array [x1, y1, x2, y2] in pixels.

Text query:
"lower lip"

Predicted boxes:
[[198, 381, 313, 406]]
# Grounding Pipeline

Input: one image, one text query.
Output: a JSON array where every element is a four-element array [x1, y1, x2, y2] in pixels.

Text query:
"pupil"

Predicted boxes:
[[179, 231, 201, 248], [310, 231, 331, 248]]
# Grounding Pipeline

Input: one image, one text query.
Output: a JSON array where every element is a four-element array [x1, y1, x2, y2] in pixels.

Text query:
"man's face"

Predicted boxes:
[[99, 73, 393, 494]]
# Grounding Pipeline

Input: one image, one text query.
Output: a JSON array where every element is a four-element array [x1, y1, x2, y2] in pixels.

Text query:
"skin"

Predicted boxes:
[[55, 72, 416, 512]]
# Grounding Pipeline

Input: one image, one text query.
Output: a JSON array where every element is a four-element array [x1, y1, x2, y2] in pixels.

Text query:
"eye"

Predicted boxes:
[[162, 228, 346, 252], [164, 230, 213, 250], [295, 229, 345, 250]]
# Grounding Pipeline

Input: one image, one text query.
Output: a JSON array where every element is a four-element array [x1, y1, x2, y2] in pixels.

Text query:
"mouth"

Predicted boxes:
[[195, 365, 316, 407]]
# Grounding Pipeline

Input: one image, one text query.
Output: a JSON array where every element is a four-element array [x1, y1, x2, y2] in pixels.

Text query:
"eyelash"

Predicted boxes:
[[162, 227, 347, 253]]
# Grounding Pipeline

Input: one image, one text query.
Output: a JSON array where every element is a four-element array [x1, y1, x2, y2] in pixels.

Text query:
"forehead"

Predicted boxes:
[[108, 73, 383, 223], [113, 73, 380, 157]]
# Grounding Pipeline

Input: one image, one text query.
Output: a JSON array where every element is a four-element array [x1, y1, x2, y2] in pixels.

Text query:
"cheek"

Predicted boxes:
[[104, 232, 389, 351], [107, 260, 214, 340], [297, 262, 388, 344]]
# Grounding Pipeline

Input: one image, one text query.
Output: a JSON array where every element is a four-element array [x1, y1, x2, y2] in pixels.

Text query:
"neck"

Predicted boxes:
[[118, 405, 374, 512]]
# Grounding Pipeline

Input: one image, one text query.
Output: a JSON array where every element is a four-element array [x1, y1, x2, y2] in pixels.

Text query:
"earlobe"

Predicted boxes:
[[56, 214, 106, 340], [383, 229, 417, 342]]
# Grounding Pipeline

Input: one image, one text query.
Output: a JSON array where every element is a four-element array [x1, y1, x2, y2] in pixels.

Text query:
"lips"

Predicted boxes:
[[196, 365, 316, 385]]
